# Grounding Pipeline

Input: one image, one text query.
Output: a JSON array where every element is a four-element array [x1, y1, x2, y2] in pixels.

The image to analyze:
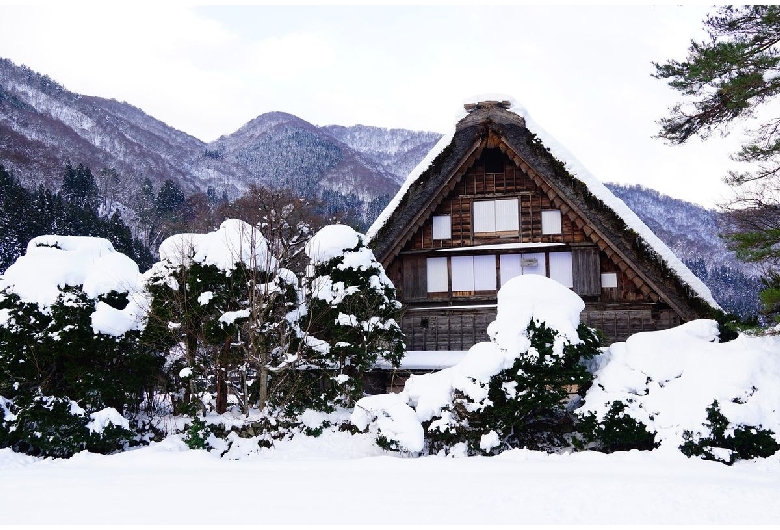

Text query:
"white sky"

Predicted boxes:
[[0, 5, 764, 208]]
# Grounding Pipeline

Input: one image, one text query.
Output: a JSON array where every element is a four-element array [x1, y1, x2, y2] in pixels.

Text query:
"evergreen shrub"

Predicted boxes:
[[680, 400, 780, 465]]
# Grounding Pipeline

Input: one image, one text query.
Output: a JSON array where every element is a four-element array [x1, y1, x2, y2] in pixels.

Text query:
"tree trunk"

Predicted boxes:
[[258, 362, 269, 412], [216, 366, 228, 414]]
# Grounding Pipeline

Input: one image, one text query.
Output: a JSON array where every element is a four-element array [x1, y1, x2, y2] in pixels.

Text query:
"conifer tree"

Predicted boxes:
[[302, 225, 405, 408], [654, 6, 780, 317]]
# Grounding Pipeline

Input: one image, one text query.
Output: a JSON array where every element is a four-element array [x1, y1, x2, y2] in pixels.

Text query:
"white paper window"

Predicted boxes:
[[473, 201, 496, 233], [432, 215, 451, 240], [541, 210, 562, 235], [601, 272, 618, 288], [500, 253, 546, 286], [495, 199, 519, 232], [520, 252, 546, 276], [426, 257, 448, 293], [474, 199, 519, 234], [451, 256, 474, 292], [549, 252, 573, 288], [500, 254, 522, 286], [473, 255, 497, 291]]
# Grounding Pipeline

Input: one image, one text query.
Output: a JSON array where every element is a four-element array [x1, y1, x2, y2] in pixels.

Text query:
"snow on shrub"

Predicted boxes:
[[300, 224, 405, 410], [579, 320, 780, 461], [0, 235, 159, 421], [144, 219, 299, 416], [0, 392, 135, 458], [0, 235, 146, 335], [352, 275, 600, 455]]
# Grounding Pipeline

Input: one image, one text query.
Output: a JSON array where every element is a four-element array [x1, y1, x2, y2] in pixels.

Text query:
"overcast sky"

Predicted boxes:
[[0, 5, 762, 209]]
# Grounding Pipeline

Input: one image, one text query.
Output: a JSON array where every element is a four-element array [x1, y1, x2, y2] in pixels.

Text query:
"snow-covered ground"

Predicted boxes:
[[1, 434, 779, 525]]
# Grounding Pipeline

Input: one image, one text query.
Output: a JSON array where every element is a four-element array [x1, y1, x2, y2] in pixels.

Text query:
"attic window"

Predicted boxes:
[[474, 199, 519, 234], [482, 148, 504, 174], [541, 210, 562, 235], [432, 215, 451, 240]]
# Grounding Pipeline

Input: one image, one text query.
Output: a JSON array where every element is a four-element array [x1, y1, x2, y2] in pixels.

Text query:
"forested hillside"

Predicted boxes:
[[606, 183, 761, 318], [0, 58, 439, 228]]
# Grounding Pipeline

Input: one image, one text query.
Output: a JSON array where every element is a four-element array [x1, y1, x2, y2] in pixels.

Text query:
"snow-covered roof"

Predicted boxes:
[[367, 96, 719, 313]]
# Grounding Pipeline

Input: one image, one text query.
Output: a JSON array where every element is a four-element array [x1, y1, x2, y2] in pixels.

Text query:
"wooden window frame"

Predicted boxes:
[[473, 198, 519, 237], [541, 209, 562, 235], [432, 215, 452, 240]]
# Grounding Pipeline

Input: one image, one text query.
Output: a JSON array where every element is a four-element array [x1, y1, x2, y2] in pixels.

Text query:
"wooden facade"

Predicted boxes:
[[370, 101, 716, 349]]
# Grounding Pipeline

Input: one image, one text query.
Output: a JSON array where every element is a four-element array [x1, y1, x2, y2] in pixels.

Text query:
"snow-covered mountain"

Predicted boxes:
[[0, 58, 439, 219], [322, 124, 441, 184], [606, 183, 762, 318]]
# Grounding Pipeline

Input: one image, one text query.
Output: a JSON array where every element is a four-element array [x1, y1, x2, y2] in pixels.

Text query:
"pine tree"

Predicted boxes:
[[654, 6, 780, 319], [61, 163, 100, 212]]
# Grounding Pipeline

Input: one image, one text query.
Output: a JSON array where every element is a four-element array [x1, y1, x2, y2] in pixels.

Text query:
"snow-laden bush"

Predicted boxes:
[[0, 392, 134, 458], [578, 319, 780, 462], [574, 400, 658, 452], [0, 236, 159, 414], [352, 275, 600, 455], [144, 219, 301, 416], [300, 224, 405, 410], [679, 400, 780, 465]]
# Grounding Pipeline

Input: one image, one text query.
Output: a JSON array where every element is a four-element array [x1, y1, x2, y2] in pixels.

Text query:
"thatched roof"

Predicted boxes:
[[367, 100, 720, 321]]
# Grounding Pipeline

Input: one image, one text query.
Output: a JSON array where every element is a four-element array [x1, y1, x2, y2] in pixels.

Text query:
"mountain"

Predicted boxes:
[[0, 58, 250, 197], [605, 183, 762, 318], [0, 58, 440, 226], [321, 124, 441, 184], [207, 112, 440, 203]]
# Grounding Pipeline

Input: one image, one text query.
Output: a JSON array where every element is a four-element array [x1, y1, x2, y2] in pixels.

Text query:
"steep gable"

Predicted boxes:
[[369, 101, 719, 339]]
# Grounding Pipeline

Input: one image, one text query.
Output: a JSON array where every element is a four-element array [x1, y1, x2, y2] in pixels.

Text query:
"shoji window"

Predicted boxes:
[[473, 201, 496, 233], [601, 272, 618, 288], [474, 199, 519, 234], [451, 256, 474, 292], [495, 199, 519, 232], [500, 253, 546, 286], [541, 210, 562, 235], [452, 255, 497, 292], [549, 251, 573, 288], [426, 257, 448, 293], [473, 255, 497, 291], [432, 215, 451, 240]]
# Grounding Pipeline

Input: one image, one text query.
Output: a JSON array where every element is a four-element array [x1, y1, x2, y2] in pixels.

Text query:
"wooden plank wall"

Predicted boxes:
[[405, 149, 588, 251], [402, 309, 495, 351], [401, 306, 681, 351]]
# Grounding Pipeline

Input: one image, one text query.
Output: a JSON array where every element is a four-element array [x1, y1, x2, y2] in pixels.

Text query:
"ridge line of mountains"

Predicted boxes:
[[0, 57, 762, 317]]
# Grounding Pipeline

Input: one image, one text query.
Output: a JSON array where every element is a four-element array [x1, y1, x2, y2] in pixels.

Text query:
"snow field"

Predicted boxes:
[[1, 437, 779, 524]]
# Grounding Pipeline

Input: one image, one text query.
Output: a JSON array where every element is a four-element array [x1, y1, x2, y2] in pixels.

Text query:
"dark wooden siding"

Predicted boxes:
[[388, 146, 677, 351], [405, 149, 588, 251], [401, 308, 495, 351], [581, 307, 681, 344], [573, 247, 600, 296], [400, 305, 682, 351], [402, 255, 427, 301]]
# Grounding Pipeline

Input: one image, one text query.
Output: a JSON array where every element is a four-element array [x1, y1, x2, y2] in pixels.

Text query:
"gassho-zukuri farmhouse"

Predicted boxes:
[[367, 100, 720, 359]]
